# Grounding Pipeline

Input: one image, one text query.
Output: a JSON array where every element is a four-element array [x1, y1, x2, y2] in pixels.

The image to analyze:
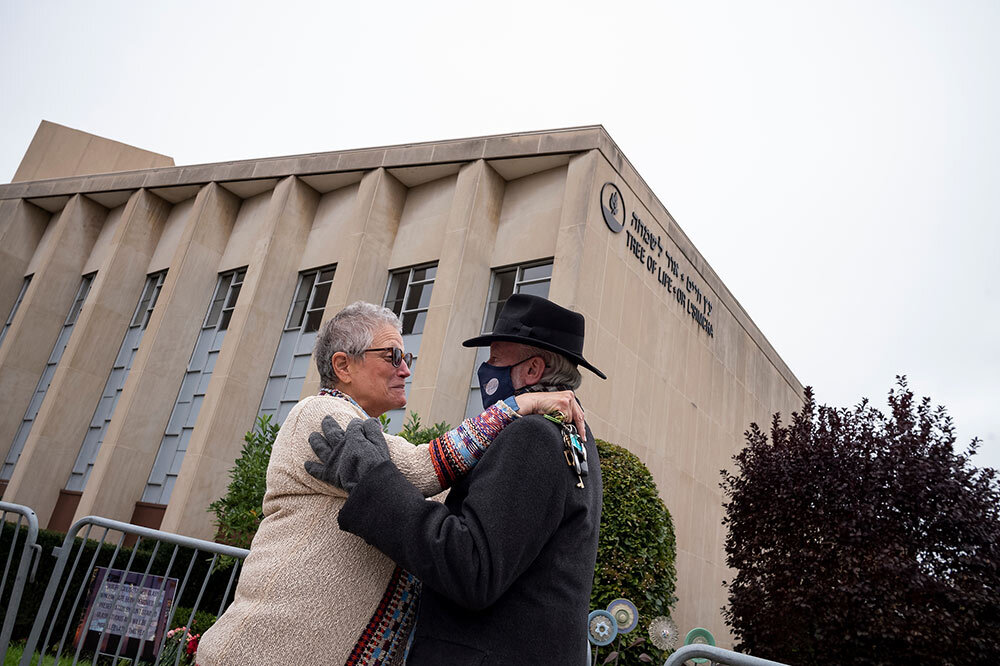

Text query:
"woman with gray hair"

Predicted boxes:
[[198, 301, 583, 666]]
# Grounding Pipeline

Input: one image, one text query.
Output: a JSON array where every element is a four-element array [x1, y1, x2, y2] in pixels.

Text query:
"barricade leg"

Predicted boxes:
[[0, 501, 41, 661]]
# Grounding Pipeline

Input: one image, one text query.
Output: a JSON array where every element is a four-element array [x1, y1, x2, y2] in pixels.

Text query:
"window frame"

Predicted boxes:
[[479, 259, 553, 334], [383, 262, 438, 336]]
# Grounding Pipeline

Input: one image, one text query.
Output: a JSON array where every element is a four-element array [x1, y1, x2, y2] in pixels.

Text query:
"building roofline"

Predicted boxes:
[[0, 125, 608, 200]]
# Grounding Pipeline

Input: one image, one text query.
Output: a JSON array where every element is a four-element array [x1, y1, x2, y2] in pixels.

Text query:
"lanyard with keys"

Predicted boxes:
[[545, 413, 588, 489]]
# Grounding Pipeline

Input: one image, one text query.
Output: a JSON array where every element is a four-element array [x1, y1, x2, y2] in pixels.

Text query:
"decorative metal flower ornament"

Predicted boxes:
[[587, 609, 618, 646], [606, 597, 639, 634], [683, 626, 716, 664], [647, 615, 680, 651]]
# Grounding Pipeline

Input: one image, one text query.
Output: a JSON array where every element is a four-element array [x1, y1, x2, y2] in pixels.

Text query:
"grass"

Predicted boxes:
[[3, 643, 135, 666]]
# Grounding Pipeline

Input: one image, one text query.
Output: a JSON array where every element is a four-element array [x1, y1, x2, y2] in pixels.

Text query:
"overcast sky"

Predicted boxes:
[[2, 1, 997, 471]]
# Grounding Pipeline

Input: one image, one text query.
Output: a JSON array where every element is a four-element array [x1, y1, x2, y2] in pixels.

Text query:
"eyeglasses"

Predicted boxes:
[[363, 347, 413, 368]]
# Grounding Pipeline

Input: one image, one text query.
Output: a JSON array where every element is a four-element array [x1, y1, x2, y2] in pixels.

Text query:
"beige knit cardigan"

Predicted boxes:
[[197, 394, 456, 666]]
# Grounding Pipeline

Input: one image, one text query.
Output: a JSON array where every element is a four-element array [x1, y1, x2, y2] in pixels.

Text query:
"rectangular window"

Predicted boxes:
[[464, 260, 553, 420], [259, 265, 336, 425], [204, 269, 245, 331], [130, 270, 167, 330], [385, 264, 436, 336], [142, 268, 246, 505], [2, 273, 95, 481], [66, 271, 167, 492], [480, 261, 553, 333], [0, 275, 32, 350], [381, 263, 437, 432]]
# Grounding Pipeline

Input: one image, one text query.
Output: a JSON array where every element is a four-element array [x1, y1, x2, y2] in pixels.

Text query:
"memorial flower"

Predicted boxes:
[[607, 598, 639, 634], [648, 615, 680, 651], [587, 609, 618, 647], [160, 623, 201, 665]]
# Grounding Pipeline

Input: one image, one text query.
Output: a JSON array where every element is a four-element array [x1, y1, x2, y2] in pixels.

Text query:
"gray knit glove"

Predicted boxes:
[[305, 416, 390, 493]]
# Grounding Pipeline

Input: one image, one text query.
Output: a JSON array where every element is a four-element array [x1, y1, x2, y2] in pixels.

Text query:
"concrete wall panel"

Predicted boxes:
[[28, 125, 91, 182], [24, 208, 63, 276], [4, 190, 171, 523], [299, 184, 358, 271], [388, 175, 455, 270], [0, 199, 49, 322], [491, 166, 565, 268], [324, 170, 406, 311], [147, 197, 195, 273], [218, 189, 275, 273], [82, 204, 125, 275]]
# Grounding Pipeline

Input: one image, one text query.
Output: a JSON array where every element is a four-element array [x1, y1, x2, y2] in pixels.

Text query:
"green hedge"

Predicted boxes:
[[591, 439, 678, 663], [1, 522, 228, 648], [208, 414, 279, 550]]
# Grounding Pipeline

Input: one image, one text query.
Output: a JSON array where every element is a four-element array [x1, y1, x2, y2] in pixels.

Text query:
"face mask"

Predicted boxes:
[[477, 357, 532, 409]]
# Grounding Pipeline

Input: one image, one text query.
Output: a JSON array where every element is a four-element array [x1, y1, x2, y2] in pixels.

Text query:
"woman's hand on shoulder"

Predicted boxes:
[[514, 391, 586, 440]]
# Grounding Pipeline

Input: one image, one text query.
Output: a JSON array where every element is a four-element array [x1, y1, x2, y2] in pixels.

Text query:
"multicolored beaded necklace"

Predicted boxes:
[[317, 387, 369, 417]]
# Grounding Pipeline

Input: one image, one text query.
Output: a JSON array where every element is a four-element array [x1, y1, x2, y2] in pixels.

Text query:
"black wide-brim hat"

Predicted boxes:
[[462, 294, 606, 379]]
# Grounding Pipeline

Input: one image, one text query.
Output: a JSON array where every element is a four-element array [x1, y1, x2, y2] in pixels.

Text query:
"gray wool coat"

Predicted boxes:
[[339, 414, 602, 665]]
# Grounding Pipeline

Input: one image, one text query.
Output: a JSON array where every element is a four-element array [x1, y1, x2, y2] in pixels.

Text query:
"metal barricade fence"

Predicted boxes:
[[663, 644, 790, 666], [18, 515, 249, 666], [1, 501, 43, 659]]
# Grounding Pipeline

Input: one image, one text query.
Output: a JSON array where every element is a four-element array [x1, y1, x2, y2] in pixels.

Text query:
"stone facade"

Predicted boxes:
[[0, 123, 802, 644]]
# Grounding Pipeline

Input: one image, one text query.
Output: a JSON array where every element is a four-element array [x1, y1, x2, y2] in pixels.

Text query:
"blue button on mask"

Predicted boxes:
[[477, 357, 533, 408]]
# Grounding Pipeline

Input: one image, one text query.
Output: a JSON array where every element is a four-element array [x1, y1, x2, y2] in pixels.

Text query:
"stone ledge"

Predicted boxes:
[[1, 126, 608, 201]]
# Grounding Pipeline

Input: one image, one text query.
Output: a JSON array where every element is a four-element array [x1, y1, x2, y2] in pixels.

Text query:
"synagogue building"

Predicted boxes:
[[0, 121, 803, 642]]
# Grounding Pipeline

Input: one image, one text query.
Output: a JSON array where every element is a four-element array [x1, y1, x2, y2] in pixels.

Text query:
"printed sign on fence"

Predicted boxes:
[[76, 567, 178, 655]]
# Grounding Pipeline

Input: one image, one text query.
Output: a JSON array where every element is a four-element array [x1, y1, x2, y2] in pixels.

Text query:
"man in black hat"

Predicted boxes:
[[307, 294, 605, 665]]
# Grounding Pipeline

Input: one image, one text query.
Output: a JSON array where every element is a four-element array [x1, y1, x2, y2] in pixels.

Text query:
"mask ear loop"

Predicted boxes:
[[509, 354, 546, 385]]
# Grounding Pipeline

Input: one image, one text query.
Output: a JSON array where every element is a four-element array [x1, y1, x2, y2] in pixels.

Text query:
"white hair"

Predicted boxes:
[[515, 344, 582, 390], [314, 301, 401, 388], [536, 347, 583, 389]]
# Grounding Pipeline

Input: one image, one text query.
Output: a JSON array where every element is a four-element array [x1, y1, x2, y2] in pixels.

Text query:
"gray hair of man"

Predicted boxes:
[[524, 345, 583, 390], [313, 301, 402, 389]]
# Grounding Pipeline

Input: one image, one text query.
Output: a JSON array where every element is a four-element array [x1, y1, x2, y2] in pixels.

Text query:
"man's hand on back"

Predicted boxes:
[[306, 416, 390, 493]]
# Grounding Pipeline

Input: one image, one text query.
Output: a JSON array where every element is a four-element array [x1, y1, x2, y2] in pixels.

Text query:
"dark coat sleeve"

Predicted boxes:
[[338, 416, 570, 610]]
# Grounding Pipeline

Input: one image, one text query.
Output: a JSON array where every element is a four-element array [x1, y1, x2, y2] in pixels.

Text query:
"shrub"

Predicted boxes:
[[591, 439, 678, 665], [158, 606, 217, 666], [168, 605, 218, 636], [208, 414, 279, 549], [721, 379, 1000, 664], [397, 412, 451, 445]]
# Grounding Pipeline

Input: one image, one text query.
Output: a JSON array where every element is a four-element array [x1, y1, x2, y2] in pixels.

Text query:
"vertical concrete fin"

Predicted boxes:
[[548, 150, 600, 313], [342, 168, 408, 307]]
